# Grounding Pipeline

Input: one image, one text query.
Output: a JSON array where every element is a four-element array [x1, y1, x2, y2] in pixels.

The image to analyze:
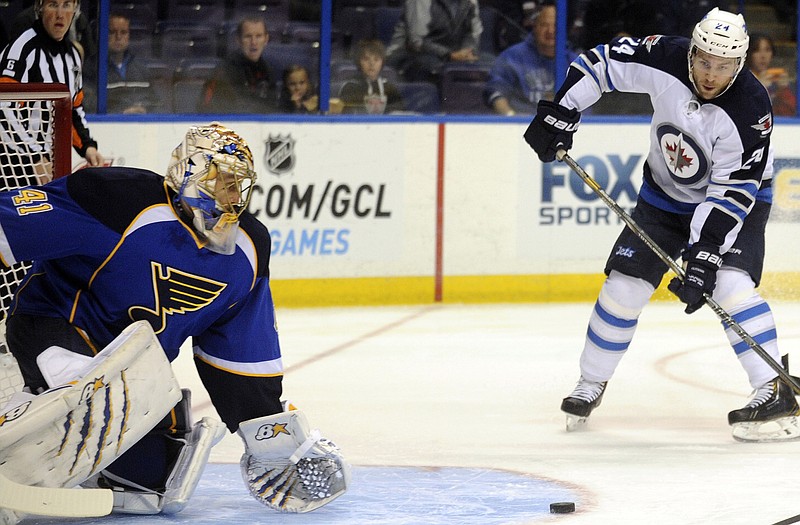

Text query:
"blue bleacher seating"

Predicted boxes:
[[263, 42, 319, 79], [478, 5, 500, 57], [282, 21, 320, 44], [374, 6, 402, 46], [334, 6, 377, 51], [230, 0, 289, 25], [172, 77, 206, 113], [396, 81, 440, 114], [110, 0, 159, 29], [175, 57, 221, 81], [155, 22, 220, 63], [0, 0, 26, 22], [141, 58, 173, 112], [127, 22, 155, 58], [163, 0, 226, 24], [440, 62, 492, 114], [331, 60, 398, 83]]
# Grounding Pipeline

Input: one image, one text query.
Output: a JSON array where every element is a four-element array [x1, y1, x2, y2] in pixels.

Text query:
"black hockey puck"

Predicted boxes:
[[550, 502, 576, 514]]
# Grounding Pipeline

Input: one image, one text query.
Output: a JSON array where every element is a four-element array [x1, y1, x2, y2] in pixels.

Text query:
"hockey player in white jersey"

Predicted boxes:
[[524, 8, 799, 441]]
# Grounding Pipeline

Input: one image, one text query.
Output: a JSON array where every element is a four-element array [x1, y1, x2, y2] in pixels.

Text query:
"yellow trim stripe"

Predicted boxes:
[[269, 272, 800, 307]]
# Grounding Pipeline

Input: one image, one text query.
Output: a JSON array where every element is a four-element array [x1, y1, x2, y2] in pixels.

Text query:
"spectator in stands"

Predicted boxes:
[[92, 13, 157, 114], [747, 33, 797, 117], [484, 2, 563, 115], [386, 0, 483, 85], [0, 0, 104, 173], [198, 16, 278, 114], [278, 64, 318, 113], [338, 39, 405, 114]]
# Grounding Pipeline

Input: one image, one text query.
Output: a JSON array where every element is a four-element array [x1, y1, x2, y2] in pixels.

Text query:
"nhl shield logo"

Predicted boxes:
[[264, 134, 295, 175]]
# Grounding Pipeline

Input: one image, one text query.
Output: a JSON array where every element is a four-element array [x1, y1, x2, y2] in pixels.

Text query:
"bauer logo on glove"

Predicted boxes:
[[523, 100, 581, 163], [668, 243, 723, 314]]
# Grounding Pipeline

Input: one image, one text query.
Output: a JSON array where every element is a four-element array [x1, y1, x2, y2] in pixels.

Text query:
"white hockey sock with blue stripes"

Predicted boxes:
[[724, 295, 781, 389], [579, 271, 654, 383], [714, 269, 782, 389]]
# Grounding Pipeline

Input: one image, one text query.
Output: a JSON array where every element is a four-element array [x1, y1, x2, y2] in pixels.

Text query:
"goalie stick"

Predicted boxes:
[[0, 470, 112, 518], [556, 150, 800, 395]]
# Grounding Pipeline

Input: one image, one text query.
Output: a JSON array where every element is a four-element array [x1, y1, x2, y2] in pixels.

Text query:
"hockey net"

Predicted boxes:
[[0, 83, 72, 407]]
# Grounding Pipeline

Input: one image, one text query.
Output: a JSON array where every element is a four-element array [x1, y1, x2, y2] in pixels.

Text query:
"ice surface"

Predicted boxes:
[[16, 302, 800, 524]]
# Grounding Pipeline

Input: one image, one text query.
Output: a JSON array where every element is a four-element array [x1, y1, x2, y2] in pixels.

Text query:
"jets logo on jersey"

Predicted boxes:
[[643, 35, 662, 53], [656, 124, 709, 185], [128, 261, 227, 333], [665, 140, 692, 172], [751, 113, 772, 137]]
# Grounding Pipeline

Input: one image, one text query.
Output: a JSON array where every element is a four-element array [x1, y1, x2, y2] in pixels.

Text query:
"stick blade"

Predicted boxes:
[[0, 471, 112, 517]]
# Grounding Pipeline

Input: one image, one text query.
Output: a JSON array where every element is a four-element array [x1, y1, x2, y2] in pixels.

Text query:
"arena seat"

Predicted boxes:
[[440, 62, 492, 114]]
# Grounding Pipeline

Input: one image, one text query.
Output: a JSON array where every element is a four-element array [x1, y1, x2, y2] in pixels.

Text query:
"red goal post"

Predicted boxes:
[[0, 82, 72, 180]]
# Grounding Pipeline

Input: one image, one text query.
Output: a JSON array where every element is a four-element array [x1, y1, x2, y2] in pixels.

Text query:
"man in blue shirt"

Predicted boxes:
[[484, 2, 564, 115]]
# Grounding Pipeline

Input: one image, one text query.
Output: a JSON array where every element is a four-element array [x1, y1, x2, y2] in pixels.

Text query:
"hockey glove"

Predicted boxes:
[[523, 100, 581, 163], [667, 243, 723, 314]]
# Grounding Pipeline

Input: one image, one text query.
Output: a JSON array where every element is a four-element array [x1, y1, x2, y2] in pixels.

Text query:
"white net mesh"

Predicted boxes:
[[0, 87, 68, 407]]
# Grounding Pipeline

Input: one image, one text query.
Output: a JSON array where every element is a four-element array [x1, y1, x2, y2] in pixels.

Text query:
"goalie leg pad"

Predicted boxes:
[[237, 409, 351, 513], [0, 321, 182, 489], [161, 416, 226, 514], [92, 390, 226, 515]]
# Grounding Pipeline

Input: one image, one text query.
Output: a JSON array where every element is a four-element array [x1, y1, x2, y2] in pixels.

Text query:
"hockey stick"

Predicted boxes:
[[0, 471, 113, 518], [772, 512, 800, 525], [556, 150, 800, 395]]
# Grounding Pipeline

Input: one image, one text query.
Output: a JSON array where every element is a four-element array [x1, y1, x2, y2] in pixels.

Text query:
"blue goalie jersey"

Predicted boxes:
[[556, 35, 774, 253], [0, 167, 281, 377]]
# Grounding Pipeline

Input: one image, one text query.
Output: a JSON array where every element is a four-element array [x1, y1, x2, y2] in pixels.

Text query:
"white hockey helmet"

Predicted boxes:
[[166, 123, 256, 255], [688, 8, 749, 96]]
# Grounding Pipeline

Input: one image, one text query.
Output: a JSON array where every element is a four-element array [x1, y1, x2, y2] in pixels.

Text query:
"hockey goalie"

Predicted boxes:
[[0, 123, 350, 523]]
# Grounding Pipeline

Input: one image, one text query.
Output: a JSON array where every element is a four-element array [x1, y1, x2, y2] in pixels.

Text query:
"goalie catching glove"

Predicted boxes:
[[523, 100, 580, 162], [237, 408, 350, 513], [668, 243, 723, 314]]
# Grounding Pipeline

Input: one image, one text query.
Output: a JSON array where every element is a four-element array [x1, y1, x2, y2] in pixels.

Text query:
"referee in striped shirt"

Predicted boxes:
[[0, 0, 104, 183]]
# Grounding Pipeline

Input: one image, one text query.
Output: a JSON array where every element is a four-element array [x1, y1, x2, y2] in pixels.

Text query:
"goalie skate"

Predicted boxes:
[[729, 378, 800, 442], [0, 509, 18, 525], [561, 377, 607, 431]]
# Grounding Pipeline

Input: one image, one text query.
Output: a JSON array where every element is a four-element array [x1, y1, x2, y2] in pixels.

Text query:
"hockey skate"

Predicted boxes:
[[728, 378, 800, 442], [561, 377, 607, 431]]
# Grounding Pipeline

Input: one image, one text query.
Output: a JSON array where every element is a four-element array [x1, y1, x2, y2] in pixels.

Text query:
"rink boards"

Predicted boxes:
[[85, 119, 800, 305]]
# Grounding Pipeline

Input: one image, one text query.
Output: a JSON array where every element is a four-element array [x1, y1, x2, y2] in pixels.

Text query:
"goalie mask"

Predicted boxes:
[[688, 8, 749, 98], [166, 124, 256, 255]]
